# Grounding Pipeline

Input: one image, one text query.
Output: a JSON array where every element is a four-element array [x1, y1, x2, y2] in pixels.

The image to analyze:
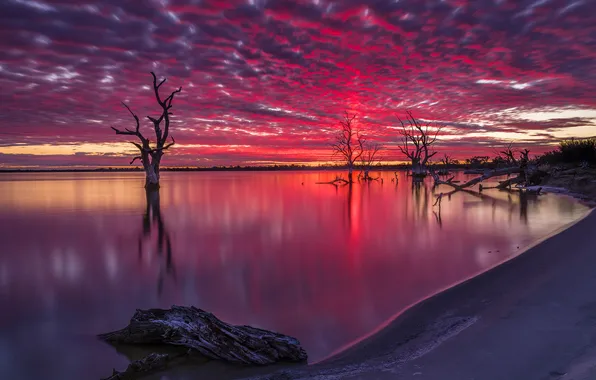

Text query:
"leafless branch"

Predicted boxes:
[[440, 153, 453, 165], [128, 141, 143, 152], [130, 156, 143, 165], [110, 73, 182, 189], [433, 167, 521, 191], [151, 136, 176, 153], [111, 102, 147, 142], [499, 142, 518, 165], [397, 110, 442, 172], [330, 112, 366, 181]]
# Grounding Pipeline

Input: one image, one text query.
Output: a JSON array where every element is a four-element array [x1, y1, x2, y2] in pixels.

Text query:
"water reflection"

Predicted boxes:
[[0, 171, 589, 380], [452, 188, 539, 225], [140, 189, 176, 296], [411, 180, 431, 222], [346, 184, 353, 230]]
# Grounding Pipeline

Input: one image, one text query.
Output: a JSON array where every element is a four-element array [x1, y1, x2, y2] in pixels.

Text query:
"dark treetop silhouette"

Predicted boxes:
[[111, 72, 182, 190], [359, 141, 382, 181], [331, 112, 365, 184], [397, 110, 442, 177]]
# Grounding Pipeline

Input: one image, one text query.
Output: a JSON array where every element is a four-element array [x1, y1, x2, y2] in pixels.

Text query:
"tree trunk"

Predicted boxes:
[[143, 155, 161, 190], [411, 159, 426, 177], [348, 166, 354, 183], [144, 166, 160, 190]]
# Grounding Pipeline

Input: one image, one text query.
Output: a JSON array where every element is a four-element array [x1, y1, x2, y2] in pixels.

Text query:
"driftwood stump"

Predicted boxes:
[[98, 306, 307, 366], [101, 353, 173, 380]]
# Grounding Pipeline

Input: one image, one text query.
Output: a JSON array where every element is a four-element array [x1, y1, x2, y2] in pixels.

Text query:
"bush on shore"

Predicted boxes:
[[538, 138, 596, 165]]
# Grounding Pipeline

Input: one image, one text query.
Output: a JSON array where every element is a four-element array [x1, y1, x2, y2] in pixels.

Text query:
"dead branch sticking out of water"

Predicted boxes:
[[330, 112, 365, 183], [432, 167, 522, 193], [397, 110, 442, 177], [316, 175, 350, 185], [431, 149, 547, 209], [358, 172, 382, 182]]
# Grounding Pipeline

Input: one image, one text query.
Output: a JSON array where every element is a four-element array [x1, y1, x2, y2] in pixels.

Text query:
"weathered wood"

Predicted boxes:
[[433, 167, 521, 191], [520, 186, 542, 194], [316, 176, 349, 185], [463, 169, 485, 174], [110, 72, 182, 189], [431, 167, 526, 207], [98, 306, 307, 366], [101, 353, 174, 380], [496, 175, 525, 189]]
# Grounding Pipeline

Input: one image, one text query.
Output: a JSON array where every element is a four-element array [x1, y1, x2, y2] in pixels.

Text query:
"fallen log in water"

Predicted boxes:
[[433, 167, 521, 191], [316, 176, 350, 185], [463, 169, 484, 174], [431, 167, 524, 206], [98, 306, 307, 366]]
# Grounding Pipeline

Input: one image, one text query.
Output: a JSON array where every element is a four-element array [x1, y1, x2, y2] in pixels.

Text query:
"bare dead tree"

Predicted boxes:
[[466, 156, 490, 167], [499, 143, 518, 165], [111, 72, 182, 190], [331, 112, 365, 183], [359, 142, 382, 180], [397, 110, 442, 177], [496, 143, 532, 166], [316, 175, 350, 186], [435, 153, 454, 175], [440, 154, 454, 166]]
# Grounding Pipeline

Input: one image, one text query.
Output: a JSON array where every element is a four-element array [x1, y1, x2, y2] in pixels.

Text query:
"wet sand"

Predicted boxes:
[[250, 206, 596, 379]]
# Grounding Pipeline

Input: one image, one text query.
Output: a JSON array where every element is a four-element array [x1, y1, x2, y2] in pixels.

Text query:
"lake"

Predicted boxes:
[[0, 171, 589, 379]]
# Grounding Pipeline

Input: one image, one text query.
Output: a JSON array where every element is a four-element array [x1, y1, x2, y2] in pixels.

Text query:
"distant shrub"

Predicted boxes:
[[538, 150, 562, 165], [538, 138, 596, 165], [537, 163, 551, 172], [559, 138, 596, 164]]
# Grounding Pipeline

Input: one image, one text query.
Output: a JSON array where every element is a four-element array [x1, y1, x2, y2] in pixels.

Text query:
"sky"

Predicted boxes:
[[1, 0, 595, 168]]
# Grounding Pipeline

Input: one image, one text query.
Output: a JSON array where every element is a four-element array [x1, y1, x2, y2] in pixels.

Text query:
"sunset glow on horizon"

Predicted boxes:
[[1, 0, 595, 168]]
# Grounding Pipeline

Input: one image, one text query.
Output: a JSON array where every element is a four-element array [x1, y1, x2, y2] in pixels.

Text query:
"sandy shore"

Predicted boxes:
[[243, 204, 596, 380]]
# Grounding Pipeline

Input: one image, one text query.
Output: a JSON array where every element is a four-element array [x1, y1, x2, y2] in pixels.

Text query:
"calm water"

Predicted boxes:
[[0, 171, 589, 379]]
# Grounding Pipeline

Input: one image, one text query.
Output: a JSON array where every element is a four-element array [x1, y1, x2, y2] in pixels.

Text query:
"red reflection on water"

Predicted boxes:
[[0, 171, 588, 379]]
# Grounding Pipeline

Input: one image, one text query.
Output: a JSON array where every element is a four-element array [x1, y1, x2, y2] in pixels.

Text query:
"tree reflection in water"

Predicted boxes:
[[139, 189, 176, 295], [437, 185, 541, 226]]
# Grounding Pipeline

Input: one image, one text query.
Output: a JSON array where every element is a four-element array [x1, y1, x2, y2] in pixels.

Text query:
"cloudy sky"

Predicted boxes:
[[1, 0, 595, 167]]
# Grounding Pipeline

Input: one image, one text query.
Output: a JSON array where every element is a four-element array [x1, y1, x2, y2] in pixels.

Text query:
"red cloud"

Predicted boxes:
[[1, 0, 595, 167]]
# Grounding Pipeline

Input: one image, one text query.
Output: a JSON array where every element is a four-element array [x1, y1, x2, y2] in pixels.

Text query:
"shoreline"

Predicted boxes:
[[533, 186, 596, 208], [248, 193, 596, 379], [311, 204, 594, 366]]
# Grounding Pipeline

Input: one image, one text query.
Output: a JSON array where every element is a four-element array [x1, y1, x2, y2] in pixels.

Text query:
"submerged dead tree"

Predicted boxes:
[[437, 153, 454, 175], [331, 112, 365, 183], [359, 142, 382, 180], [397, 110, 441, 177], [111, 72, 182, 190], [440, 154, 454, 166]]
